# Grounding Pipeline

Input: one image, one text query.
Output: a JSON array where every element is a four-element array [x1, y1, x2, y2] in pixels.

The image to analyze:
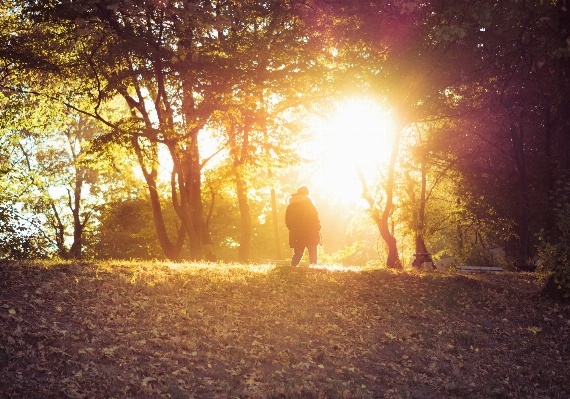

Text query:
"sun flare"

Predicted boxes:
[[307, 97, 395, 205]]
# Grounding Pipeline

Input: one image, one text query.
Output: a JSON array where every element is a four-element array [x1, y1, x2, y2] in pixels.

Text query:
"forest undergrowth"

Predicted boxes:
[[1, 259, 569, 399]]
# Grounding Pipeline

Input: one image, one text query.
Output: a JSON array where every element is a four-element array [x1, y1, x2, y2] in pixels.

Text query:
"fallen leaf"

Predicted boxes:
[[141, 377, 156, 386], [527, 326, 542, 335]]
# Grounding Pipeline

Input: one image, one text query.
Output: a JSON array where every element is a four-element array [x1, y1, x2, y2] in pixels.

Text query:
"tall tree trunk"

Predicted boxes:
[[68, 169, 84, 259], [545, 107, 556, 235], [135, 138, 185, 261], [175, 133, 211, 261], [558, 0, 570, 174], [180, 76, 212, 260], [413, 149, 433, 269], [235, 172, 252, 263], [225, 117, 254, 263], [358, 165, 402, 269], [267, 168, 281, 259], [262, 121, 281, 260], [50, 203, 68, 259], [381, 125, 403, 269], [270, 183, 282, 259], [174, 156, 200, 260], [190, 134, 211, 247], [510, 123, 530, 259], [456, 197, 463, 253]]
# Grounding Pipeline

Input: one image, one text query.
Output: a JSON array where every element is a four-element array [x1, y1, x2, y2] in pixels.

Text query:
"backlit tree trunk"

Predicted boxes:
[[381, 125, 403, 269], [413, 147, 433, 269], [134, 138, 185, 261], [270, 172, 282, 259], [510, 123, 530, 259], [236, 173, 252, 263], [228, 121, 253, 263], [68, 167, 85, 259]]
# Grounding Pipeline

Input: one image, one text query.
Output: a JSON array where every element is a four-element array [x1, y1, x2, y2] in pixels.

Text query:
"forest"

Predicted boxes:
[[2, 2, 570, 398], [1, 0, 570, 294]]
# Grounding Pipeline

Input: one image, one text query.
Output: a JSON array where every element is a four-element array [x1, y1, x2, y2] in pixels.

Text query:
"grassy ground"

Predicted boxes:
[[0, 259, 569, 399]]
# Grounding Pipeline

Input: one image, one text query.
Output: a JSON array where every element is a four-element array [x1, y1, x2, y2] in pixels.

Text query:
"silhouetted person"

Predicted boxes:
[[285, 185, 321, 266]]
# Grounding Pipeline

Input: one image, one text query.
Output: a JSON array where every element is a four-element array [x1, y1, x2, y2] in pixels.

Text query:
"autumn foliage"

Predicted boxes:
[[1, 260, 569, 398]]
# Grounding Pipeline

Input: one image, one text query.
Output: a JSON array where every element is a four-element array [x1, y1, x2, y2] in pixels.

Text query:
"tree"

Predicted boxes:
[[15, 0, 330, 261], [91, 197, 166, 260]]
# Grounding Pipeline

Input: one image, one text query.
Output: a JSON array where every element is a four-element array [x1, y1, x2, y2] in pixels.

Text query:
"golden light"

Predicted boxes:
[[306, 97, 396, 205]]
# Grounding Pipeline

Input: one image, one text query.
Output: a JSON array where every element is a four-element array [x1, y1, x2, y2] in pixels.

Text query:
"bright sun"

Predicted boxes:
[[306, 97, 396, 205]]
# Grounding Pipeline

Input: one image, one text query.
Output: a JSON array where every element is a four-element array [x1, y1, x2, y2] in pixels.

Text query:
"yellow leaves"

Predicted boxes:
[[141, 377, 156, 386], [56, 306, 62, 312], [171, 367, 191, 376], [323, 323, 341, 333], [181, 340, 195, 351], [527, 326, 542, 335], [13, 325, 22, 336], [8, 308, 16, 315], [102, 346, 117, 357], [318, 364, 325, 369]]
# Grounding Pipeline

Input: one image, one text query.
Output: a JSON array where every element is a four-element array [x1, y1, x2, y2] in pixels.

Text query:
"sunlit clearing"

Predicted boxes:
[[307, 97, 395, 205], [95, 260, 373, 280]]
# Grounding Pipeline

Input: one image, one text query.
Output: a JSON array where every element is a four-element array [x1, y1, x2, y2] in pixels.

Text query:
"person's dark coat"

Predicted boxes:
[[285, 194, 321, 248]]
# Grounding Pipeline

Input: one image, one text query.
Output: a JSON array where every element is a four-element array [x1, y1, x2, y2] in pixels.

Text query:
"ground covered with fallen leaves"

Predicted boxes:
[[1, 260, 569, 399]]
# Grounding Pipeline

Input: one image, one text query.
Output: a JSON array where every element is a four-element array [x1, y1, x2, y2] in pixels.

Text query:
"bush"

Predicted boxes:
[[537, 176, 570, 299], [457, 243, 496, 267], [0, 205, 48, 260], [320, 241, 378, 266]]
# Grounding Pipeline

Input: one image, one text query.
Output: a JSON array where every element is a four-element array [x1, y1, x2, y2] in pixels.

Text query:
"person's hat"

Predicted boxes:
[[296, 185, 309, 196]]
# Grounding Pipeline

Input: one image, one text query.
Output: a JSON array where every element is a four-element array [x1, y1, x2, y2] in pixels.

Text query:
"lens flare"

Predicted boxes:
[[306, 97, 395, 205]]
